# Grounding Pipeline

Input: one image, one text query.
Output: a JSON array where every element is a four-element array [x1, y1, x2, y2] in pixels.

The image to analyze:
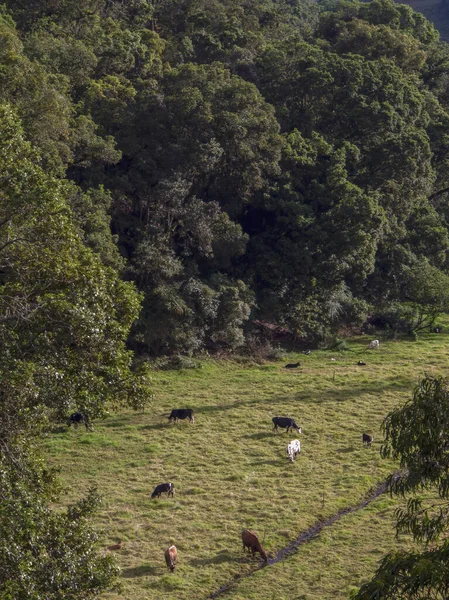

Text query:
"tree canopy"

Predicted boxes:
[[1, 0, 448, 351]]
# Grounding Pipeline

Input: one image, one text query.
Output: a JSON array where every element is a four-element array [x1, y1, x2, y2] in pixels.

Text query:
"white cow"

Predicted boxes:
[[368, 339, 380, 350], [287, 439, 301, 462]]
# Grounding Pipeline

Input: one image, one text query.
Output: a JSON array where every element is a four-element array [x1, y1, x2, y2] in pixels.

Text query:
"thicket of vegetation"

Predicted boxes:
[[2, 0, 449, 356], [2, 0, 449, 596]]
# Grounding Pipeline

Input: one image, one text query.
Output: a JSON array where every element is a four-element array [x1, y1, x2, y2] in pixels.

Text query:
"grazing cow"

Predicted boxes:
[[165, 545, 178, 572], [357, 361, 366, 366], [241, 529, 268, 562], [303, 350, 312, 355], [272, 416, 302, 434], [107, 540, 123, 551], [287, 439, 301, 462], [168, 408, 194, 423], [67, 412, 91, 431], [151, 482, 175, 499], [284, 362, 300, 369], [368, 339, 380, 350], [362, 433, 374, 446]]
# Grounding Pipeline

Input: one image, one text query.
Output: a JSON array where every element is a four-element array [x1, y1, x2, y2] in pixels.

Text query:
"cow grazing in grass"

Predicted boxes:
[[107, 540, 123, 551], [287, 439, 301, 462], [272, 416, 302, 434], [357, 361, 366, 366], [368, 339, 380, 350], [165, 545, 178, 571], [362, 433, 374, 446], [284, 362, 300, 369], [151, 482, 175, 498], [241, 529, 268, 562], [168, 409, 194, 423], [67, 412, 91, 431]]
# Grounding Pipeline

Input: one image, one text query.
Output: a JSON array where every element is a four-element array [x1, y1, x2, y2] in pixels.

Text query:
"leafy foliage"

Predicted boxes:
[[353, 376, 449, 599], [2, 0, 449, 353], [0, 445, 120, 600], [0, 104, 148, 596]]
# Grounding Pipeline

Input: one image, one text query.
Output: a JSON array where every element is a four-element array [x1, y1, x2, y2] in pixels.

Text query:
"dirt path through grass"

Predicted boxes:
[[209, 472, 399, 599]]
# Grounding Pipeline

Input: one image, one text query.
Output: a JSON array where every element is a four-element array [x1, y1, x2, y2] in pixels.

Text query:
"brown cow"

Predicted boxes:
[[165, 545, 178, 572], [107, 540, 123, 551], [241, 529, 268, 562]]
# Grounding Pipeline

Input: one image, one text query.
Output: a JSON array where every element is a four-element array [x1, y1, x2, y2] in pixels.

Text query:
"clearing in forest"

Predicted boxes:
[[45, 332, 447, 599]]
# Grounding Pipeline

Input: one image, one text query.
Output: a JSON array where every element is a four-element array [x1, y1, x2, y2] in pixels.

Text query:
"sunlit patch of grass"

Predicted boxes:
[[44, 328, 449, 599]]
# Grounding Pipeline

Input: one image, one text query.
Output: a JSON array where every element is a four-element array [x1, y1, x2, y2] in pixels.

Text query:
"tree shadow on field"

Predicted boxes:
[[50, 425, 68, 434], [140, 423, 169, 431], [243, 432, 273, 440], [193, 379, 411, 415], [337, 446, 355, 453], [190, 550, 233, 567], [121, 565, 158, 578]]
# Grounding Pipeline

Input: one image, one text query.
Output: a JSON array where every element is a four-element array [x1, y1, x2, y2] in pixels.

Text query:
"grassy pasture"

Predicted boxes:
[[44, 331, 449, 599]]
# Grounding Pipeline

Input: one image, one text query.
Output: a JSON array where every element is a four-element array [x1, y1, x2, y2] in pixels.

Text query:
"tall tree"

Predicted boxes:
[[0, 104, 148, 597]]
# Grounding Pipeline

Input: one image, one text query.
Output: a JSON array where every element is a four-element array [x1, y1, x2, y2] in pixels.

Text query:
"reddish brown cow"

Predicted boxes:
[[165, 545, 178, 572], [107, 540, 123, 551], [241, 529, 268, 562]]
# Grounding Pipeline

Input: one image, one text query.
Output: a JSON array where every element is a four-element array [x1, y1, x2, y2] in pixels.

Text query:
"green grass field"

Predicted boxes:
[[44, 331, 449, 599]]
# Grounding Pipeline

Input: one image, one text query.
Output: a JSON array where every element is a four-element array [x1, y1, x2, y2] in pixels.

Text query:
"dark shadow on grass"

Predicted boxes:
[[121, 565, 158, 578], [194, 379, 412, 415], [336, 446, 355, 453], [243, 432, 273, 440], [252, 459, 284, 466], [140, 423, 169, 431], [50, 426, 68, 434], [190, 551, 233, 567]]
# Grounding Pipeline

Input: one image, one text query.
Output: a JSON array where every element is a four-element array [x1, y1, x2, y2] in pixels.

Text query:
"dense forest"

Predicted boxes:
[[2, 0, 449, 359], [3, 0, 449, 597]]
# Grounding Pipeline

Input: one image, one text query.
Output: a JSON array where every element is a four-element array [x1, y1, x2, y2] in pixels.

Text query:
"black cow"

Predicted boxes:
[[362, 433, 374, 446], [151, 482, 175, 499], [284, 362, 300, 369], [68, 412, 91, 431], [272, 416, 302, 434], [168, 409, 194, 423], [357, 361, 366, 366]]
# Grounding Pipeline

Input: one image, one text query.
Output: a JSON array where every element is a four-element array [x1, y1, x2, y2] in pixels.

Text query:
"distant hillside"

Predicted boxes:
[[396, 0, 449, 40]]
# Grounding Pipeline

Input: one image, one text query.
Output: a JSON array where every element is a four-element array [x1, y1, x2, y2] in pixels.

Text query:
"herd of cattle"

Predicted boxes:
[[67, 339, 379, 571]]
